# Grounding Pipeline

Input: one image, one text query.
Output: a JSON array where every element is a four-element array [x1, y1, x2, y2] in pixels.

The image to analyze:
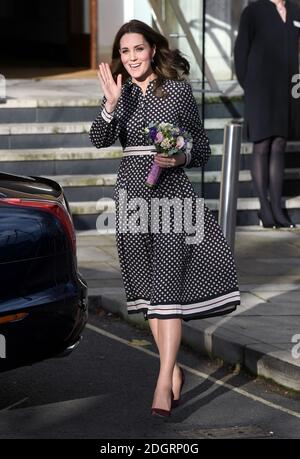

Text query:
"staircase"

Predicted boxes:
[[1, 91, 300, 231]]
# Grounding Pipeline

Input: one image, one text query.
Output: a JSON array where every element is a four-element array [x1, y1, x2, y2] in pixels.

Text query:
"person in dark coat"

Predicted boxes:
[[234, 0, 300, 228]]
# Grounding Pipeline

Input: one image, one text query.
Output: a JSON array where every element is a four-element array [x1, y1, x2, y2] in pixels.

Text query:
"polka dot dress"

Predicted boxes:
[[90, 77, 240, 321]]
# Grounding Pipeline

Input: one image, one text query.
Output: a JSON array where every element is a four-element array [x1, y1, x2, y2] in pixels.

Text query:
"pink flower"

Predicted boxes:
[[155, 132, 164, 143], [176, 136, 185, 149]]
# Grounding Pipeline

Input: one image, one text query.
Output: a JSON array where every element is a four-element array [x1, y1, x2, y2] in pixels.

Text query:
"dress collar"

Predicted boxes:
[[125, 76, 157, 88]]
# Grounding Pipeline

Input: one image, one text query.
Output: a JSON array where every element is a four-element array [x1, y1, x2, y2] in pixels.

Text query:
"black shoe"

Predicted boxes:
[[257, 211, 278, 229], [270, 205, 296, 228], [274, 215, 296, 228]]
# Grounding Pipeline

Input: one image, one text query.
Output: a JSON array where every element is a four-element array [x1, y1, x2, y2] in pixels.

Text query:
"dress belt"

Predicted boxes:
[[123, 146, 156, 157]]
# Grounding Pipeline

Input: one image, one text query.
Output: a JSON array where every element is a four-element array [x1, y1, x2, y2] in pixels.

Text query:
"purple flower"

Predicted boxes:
[[150, 128, 157, 141], [155, 132, 164, 143]]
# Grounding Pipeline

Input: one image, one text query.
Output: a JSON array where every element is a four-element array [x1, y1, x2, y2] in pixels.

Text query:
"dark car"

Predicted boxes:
[[0, 172, 88, 372]]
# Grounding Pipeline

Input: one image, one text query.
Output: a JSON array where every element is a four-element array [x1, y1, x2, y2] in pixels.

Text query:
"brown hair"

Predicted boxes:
[[110, 19, 190, 97]]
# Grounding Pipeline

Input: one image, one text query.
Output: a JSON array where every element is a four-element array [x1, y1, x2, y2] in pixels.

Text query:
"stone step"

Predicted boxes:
[[0, 120, 234, 148], [0, 122, 91, 149], [45, 168, 300, 187], [1, 141, 299, 161], [188, 168, 300, 183], [14, 168, 296, 203], [69, 195, 300, 214], [0, 118, 237, 136], [0, 98, 100, 109], [0, 103, 243, 124], [0, 88, 243, 123], [62, 184, 298, 203], [0, 122, 92, 135], [48, 174, 115, 201], [1, 145, 300, 187], [0, 146, 123, 161], [0, 92, 241, 109], [0, 105, 100, 124], [2, 119, 300, 150], [0, 146, 123, 175]]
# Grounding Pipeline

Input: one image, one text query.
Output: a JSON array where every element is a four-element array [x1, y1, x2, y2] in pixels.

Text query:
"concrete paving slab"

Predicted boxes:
[[237, 261, 300, 277], [211, 316, 297, 343], [79, 262, 121, 280], [99, 246, 120, 260], [240, 283, 300, 291], [237, 275, 300, 284], [76, 235, 118, 247], [251, 290, 300, 303], [237, 245, 300, 258], [239, 292, 265, 308], [76, 247, 114, 263], [84, 279, 124, 289], [236, 303, 300, 316]]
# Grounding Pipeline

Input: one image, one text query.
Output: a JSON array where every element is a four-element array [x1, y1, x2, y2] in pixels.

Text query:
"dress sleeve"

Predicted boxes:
[[234, 6, 254, 89], [179, 82, 211, 169], [89, 95, 120, 148]]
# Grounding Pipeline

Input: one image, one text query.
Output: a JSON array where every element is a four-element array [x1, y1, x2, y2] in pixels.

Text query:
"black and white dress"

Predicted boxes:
[[90, 77, 240, 321]]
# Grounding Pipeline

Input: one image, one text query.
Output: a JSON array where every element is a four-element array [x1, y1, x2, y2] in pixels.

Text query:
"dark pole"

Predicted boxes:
[[201, 0, 206, 198], [90, 0, 98, 70]]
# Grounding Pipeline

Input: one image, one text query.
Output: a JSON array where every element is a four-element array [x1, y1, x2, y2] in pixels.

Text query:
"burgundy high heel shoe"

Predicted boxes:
[[151, 392, 173, 417], [151, 407, 171, 417], [171, 367, 185, 409]]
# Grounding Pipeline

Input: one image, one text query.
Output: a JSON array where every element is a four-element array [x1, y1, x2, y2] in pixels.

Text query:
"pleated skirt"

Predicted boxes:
[[113, 146, 240, 321]]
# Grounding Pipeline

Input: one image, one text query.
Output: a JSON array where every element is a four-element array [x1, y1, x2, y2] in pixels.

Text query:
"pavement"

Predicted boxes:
[[77, 226, 300, 393]]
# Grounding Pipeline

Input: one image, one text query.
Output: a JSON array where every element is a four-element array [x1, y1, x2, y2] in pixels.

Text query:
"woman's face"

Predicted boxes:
[[119, 33, 155, 81]]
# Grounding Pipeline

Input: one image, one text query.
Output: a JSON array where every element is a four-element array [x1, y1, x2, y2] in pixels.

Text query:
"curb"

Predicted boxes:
[[88, 290, 300, 392]]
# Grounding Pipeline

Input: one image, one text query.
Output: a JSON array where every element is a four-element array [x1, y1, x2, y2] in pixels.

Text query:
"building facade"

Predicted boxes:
[[0, 0, 299, 81]]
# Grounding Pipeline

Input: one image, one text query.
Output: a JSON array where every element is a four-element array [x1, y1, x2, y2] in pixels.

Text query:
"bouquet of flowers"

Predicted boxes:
[[144, 122, 192, 188]]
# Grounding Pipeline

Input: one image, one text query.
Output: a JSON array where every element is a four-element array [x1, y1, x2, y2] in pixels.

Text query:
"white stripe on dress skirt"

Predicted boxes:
[[127, 299, 150, 309], [127, 290, 240, 316]]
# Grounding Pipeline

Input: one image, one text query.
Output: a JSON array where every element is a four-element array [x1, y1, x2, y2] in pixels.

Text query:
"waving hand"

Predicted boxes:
[[98, 63, 122, 112]]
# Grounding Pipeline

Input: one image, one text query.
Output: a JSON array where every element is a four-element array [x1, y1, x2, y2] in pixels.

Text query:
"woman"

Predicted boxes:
[[90, 20, 240, 417], [234, 0, 300, 228]]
